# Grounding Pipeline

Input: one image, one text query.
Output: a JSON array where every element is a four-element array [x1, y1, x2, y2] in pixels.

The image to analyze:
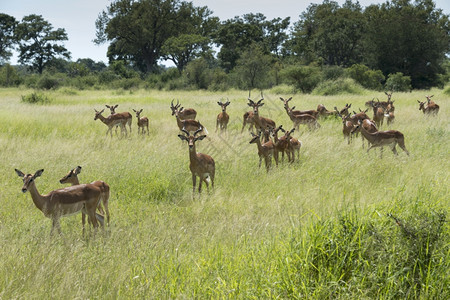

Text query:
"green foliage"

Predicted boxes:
[[322, 65, 346, 81], [312, 77, 365, 95], [184, 58, 211, 89], [0, 64, 22, 86], [385, 72, 412, 92], [0, 13, 18, 62], [234, 43, 272, 89], [347, 64, 385, 90], [280, 65, 322, 93], [36, 74, 60, 90], [20, 92, 51, 104]]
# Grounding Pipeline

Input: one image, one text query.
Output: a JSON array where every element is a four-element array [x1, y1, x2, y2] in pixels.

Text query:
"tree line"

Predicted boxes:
[[1, 0, 449, 91]]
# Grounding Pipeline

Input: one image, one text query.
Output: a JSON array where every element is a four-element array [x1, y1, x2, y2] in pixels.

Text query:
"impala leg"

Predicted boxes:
[[82, 212, 86, 235], [380, 147, 384, 158], [198, 178, 203, 193], [274, 150, 279, 166], [391, 143, 398, 155], [192, 174, 196, 195]]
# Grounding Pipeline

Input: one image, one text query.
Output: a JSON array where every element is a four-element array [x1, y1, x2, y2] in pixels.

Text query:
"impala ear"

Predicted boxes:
[[114, 104, 118, 109], [177, 134, 188, 141], [259, 102, 265, 107], [15, 169, 25, 178], [132, 109, 137, 113], [292, 106, 296, 110], [74, 166, 82, 175], [195, 135, 207, 141], [217, 101, 221, 106], [279, 97, 284, 101], [139, 109, 143, 113], [34, 169, 44, 178]]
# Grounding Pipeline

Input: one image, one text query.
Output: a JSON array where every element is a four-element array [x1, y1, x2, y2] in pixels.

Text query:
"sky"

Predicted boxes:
[[2, 0, 450, 65]]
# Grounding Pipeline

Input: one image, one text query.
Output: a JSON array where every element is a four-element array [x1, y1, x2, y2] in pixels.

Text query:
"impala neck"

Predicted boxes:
[[359, 125, 377, 143], [97, 114, 109, 125], [188, 143, 199, 162], [26, 181, 46, 213]]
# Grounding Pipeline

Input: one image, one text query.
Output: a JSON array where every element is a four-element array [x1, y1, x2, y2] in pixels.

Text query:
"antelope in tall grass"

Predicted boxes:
[[170, 100, 197, 120], [171, 103, 206, 134], [241, 110, 256, 133], [59, 166, 111, 225], [335, 107, 355, 144], [338, 103, 352, 116], [249, 131, 275, 172], [353, 120, 409, 157], [216, 100, 230, 133], [385, 105, 395, 126], [371, 101, 385, 128], [272, 125, 290, 162], [15, 169, 104, 235], [105, 104, 132, 134], [283, 128, 301, 162], [133, 109, 149, 135], [285, 106, 320, 131], [178, 127, 215, 195], [417, 95, 439, 115], [247, 92, 276, 132], [94, 109, 128, 137], [316, 104, 336, 118], [280, 97, 319, 118], [351, 118, 378, 148]]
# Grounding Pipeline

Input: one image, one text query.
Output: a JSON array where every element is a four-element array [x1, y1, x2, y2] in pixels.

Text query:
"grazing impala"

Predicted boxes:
[[353, 120, 409, 157], [105, 104, 132, 134], [59, 166, 111, 225], [280, 97, 319, 118], [94, 109, 128, 137], [285, 106, 320, 131], [247, 92, 276, 132], [133, 109, 149, 135], [417, 95, 439, 115], [216, 100, 230, 133], [15, 169, 104, 235], [170, 100, 197, 120], [249, 131, 275, 172], [178, 127, 215, 195]]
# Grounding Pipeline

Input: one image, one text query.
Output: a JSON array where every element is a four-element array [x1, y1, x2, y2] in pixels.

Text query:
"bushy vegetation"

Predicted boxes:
[[0, 88, 448, 298]]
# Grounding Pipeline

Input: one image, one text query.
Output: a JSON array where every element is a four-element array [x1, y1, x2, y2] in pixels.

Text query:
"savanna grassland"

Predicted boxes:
[[0, 87, 448, 299]]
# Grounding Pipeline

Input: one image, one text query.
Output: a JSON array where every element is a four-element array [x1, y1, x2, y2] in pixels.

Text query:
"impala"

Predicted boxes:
[[285, 106, 320, 131], [353, 120, 409, 157], [335, 107, 355, 144], [172, 106, 206, 134], [94, 109, 128, 137], [282, 128, 301, 162], [351, 118, 378, 149], [241, 110, 255, 133], [170, 100, 197, 120], [316, 104, 336, 118], [371, 101, 385, 128], [178, 127, 215, 195], [280, 97, 319, 118], [249, 131, 275, 172], [385, 105, 395, 126], [272, 125, 290, 162], [417, 95, 439, 115], [247, 92, 276, 132], [15, 169, 104, 235], [105, 104, 132, 133], [133, 108, 149, 135], [59, 166, 111, 225], [216, 100, 230, 133]]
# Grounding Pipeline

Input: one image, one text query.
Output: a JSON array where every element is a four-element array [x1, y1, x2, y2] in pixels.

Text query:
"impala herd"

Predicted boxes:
[[16, 92, 440, 235]]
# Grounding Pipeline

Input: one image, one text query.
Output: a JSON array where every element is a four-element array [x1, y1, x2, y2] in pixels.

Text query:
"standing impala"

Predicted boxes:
[[178, 127, 215, 195], [285, 106, 320, 131], [15, 169, 104, 235], [59, 166, 111, 225], [247, 93, 276, 132], [105, 104, 132, 134], [353, 120, 409, 157], [335, 107, 355, 144], [417, 95, 439, 115], [249, 131, 275, 172], [371, 101, 385, 128], [280, 97, 319, 118], [94, 109, 128, 137], [133, 108, 149, 135], [216, 100, 230, 133], [170, 100, 197, 120]]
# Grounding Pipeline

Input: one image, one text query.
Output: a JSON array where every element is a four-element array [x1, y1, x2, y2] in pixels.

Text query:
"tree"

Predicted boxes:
[[234, 43, 272, 89], [363, 0, 450, 88], [0, 13, 18, 64], [15, 14, 70, 74], [95, 0, 217, 73]]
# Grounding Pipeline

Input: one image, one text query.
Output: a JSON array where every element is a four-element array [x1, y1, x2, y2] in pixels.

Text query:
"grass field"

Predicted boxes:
[[0, 87, 448, 298]]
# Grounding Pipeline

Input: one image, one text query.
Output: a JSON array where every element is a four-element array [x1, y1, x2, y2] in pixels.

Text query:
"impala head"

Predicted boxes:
[[178, 127, 206, 150], [417, 100, 426, 110], [170, 99, 181, 116], [133, 108, 143, 118], [339, 103, 351, 116], [94, 109, 105, 120], [249, 132, 262, 144], [284, 128, 295, 138], [248, 91, 264, 114], [217, 100, 230, 112], [425, 95, 434, 103], [59, 166, 82, 184], [105, 104, 118, 114], [279, 97, 293, 110], [15, 169, 44, 193], [385, 91, 393, 102]]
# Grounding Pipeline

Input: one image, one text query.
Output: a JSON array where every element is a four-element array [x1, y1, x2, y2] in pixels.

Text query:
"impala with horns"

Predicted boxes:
[[133, 108, 149, 135], [170, 100, 197, 120], [172, 106, 207, 135], [272, 125, 290, 163], [178, 127, 215, 195], [316, 104, 336, 118], [350, 118, 378, 149], [247, 91, 276, 132], [371, 101, 385, 128], [249, 131, 276, 172], [417, 95, 439, 115], [105, 104, 132, 134], [279, 97, 319, 118], [352, 120, 409, 158], [94, 109, 128, 137], [59, 166, 111, 225], [279, 127, 301, 162], [216, 100, 230, 133], [285, 106, 320, 131], [335, 107, 355, 144], [15, 169, 104, 235]]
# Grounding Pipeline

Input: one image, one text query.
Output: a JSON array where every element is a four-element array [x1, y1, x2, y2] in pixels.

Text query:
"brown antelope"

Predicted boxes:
[[335, 107, 355, 144], [94, 109, 128, 137], [105, 104, 132, 134], [285, 106, 320, 131], [249, 131, 275, 172], [385, 105, 395, 126], [15, 169, 104, 235], [351, 118, 378, 149], [280, 97, 319, 118], [316, 104, 336, 118], [241, 110, 256, 133], [216, 100, 230, 133], [349, 108, 370, 125], [59, 166, 111, 225], [247, 92, 276, 132], [417, 95, 439, 115], [353, 120, 409, 157], [170, 100, 197, 120], [385, 92, 395, 112], [272, 125, 290, 162], [371, 101, 385, 128], [132, 109, 149, 135], [283, 128, 301, 162], [172, 107, 206, 135], [178, 127, 215, 195], [338, 103, 352, 116]]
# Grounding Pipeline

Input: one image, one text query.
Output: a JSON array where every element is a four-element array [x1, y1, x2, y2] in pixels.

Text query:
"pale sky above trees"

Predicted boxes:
[[1, 0, 449, 65]]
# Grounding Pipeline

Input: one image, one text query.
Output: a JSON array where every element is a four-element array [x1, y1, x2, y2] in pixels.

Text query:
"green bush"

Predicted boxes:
[[312, 78, 364, 95], [21, 92, 51, 104], [37, 74, 60, 90], [385, 72, 412, 92], [0, 64, 22, 87], [280, 65, 322, 93], [185, 58, 211, 89], [208, 68, 229, 91], [347, 64, 385, 90], [322, 65, 346, 81]]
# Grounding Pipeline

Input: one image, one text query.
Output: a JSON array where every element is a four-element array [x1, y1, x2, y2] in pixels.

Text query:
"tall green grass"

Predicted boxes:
[[0, 87, 448, 298]]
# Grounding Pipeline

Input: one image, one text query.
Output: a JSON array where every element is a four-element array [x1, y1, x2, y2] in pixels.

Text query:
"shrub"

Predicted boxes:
[[208, 68, 229, 91], [185, 58, 211, 89], [21, 92, 51, 104], [347, 64, 385, 90], [36, 74, 60, 90], [312, 78, 364, 95], [0, 64, 22, 87], [322, 65, 346, 81], [385, 72, 412, 92], [280, 65, 322, 93]]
